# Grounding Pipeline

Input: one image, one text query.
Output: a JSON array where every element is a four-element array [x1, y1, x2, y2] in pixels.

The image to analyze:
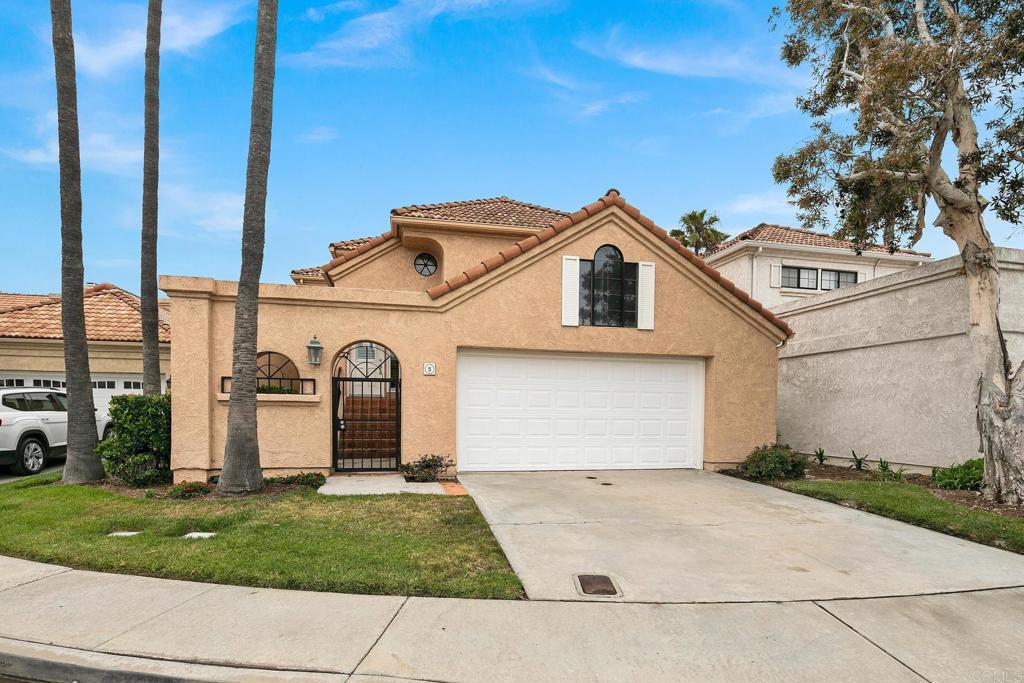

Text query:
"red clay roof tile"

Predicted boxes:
[[0, 283, 171, 343], [706, 223, 931, 258], [391, 196, 568, 229]]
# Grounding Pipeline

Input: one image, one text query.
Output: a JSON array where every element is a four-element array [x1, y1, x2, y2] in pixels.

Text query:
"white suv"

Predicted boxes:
[[0, 388, 111, 476]]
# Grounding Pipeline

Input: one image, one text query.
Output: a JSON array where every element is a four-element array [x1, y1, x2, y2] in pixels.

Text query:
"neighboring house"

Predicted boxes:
[[704, 224, 932, 309], [162, 190, 792, 483], [774, 248, 1024, 470], [0, 283, 170, 411]]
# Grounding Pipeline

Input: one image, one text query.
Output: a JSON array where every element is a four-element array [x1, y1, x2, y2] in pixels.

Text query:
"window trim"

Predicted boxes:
[[781, 266, 819, 291]]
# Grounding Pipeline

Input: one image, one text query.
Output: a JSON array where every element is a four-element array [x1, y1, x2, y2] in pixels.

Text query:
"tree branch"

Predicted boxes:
[[914, 0, 935, 45], [840, 169, 924, 182]]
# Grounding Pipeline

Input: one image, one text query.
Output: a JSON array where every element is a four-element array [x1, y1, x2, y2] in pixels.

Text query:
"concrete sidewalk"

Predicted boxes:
[[1, 555, 1023, 682]]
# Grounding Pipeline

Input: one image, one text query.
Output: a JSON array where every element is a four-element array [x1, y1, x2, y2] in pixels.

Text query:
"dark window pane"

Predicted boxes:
[[2, 394, 25, 411], [781, 266, 800, 288], [579, 260, 593, 325], [26, 393, 50, 411], [839, 271, 857, 287], [47, 393, 68, 411], [821, 270, 839, 290]]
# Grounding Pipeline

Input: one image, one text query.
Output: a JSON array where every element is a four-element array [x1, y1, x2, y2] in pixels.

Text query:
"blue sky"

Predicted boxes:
[[1, 0, 1020, 294]]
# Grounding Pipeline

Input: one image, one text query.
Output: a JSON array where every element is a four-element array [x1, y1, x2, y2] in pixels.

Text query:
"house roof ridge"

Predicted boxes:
[[390, 195, 569, 218], [424, 188, 793, 338], [710, 223, 931, 258]]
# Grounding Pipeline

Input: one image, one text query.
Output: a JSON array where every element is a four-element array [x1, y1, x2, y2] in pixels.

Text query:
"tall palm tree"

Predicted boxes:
[[218, 0, 279, 494], [140, 0, 162, 395], [670, 209, 729, 257], [50, 0, 103, 483]]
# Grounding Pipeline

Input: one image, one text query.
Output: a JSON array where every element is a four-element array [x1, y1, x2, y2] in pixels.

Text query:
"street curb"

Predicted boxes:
[[0, 637, 345, 683]]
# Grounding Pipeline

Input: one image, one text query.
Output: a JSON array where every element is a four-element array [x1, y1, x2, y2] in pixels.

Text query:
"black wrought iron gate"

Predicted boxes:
[[332, 344, 401, 472]]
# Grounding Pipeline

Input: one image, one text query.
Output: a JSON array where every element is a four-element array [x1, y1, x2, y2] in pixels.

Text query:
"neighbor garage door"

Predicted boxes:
[[456, 350, 704, 471]]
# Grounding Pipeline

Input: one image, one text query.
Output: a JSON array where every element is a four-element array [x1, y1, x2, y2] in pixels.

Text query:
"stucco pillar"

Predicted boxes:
[[169, 291, 214, 482]]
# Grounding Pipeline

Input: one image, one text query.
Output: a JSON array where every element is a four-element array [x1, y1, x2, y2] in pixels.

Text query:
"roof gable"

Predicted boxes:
[[0, 283, 170, 343], [706, 223, 931, 258], [425, 189, 793, 338]]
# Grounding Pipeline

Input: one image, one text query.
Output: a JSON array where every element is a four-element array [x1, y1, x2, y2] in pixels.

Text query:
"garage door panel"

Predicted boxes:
[[457, 351, 704, 472]]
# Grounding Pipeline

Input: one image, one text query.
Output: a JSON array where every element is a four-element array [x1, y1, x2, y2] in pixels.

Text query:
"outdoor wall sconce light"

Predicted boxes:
[[306, 336, 323, 366]]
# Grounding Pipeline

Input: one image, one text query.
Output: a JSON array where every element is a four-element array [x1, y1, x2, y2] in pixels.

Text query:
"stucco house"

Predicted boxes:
[[0, 283, 170, 411], [162, 190, 792, 483], [775, 248, 1024, 470], [704, 224, 932, 309]]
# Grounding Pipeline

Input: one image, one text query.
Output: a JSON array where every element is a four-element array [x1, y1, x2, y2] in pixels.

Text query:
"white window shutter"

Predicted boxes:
[[857, 271, 869, 284], [770, 263, 782, 288], [637, 262, 655, 330], [561, 256, 580, 327]]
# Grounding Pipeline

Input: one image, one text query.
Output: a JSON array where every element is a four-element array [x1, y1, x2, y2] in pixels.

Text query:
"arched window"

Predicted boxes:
[[579, 245, 639, 327], [256, 351, 300, 393]]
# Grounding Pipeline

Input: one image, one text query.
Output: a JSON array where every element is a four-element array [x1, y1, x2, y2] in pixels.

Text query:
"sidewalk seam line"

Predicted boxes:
[[92, 584, 220, 649], [0, 567, 74, 594], [813, 601, 932, 682], [351, 596, 409, 676]]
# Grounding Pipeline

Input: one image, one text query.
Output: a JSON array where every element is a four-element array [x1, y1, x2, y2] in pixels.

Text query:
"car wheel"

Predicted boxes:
[[102, 425, 113, 441], [13, 437, 47, 476]]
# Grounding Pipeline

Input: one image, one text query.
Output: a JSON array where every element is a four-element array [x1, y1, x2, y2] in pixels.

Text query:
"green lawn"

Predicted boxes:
[[783, 479, 1024, 554], [0, 473, 523, 599]]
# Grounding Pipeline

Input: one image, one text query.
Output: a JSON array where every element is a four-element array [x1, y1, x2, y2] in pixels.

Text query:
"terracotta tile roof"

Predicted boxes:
[[330, 237, 374, 252], [319, 231, 397, 276], [425, 189, 793, 338], [0, 292, 60, 312], [291, 266, 326, 277], [391, 196, 569, 229], [0, 283, 170, 343], [706, 223, 931, 258]]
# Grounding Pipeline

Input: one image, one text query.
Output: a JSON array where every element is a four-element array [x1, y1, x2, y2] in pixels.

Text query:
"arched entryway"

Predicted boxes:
[[332, 341, 401, 472]]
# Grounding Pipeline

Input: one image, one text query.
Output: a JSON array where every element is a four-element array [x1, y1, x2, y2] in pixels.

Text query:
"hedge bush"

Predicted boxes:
[[740, 443, 806, 481], [96, 393, 171, 487], [932, 458, 984, 490], [400, 454, 454, 482], [264, 472, 327, 488]]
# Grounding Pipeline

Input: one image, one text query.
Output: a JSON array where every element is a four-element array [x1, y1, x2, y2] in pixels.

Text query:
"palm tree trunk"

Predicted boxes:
[[218, 0, 278, 494], [51, 0, 103, 483], [140, 0, 162, 396]]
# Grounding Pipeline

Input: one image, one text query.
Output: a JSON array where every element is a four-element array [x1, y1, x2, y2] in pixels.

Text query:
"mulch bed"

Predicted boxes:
[[79, 478, 313, 500]]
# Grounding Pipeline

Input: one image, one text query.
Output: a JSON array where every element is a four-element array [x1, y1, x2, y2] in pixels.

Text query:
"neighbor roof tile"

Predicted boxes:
[[0, 283, 170, 343], [391, 196, 569, 229], [706, 223, 931, 258]]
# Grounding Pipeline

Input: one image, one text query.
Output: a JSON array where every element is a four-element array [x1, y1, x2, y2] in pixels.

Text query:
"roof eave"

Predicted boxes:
[[705, 239, 932, 264]]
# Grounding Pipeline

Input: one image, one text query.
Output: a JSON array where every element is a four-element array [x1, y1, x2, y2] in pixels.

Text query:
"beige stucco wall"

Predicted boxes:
[[708, 246, 929, 310], [775, 248, 1024, 469], [0, 338, 169, 375], [163, 207, 786, 482]]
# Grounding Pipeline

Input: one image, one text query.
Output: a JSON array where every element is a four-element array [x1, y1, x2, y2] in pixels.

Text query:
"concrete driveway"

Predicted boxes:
[[461, 469, 1024, 602]]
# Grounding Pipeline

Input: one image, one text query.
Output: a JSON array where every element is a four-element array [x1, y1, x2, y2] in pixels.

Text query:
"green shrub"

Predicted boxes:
[[97, 393, 171, 486], [849, 450, 870, 471], [932, 458, 984, 491], [872, 458, 907, 483], [256, 385, 297, 394], [740, 443, 806, 481], [166, 481, 211, 499], [400, 454, 454, 482], [813, 448, 826, 465], [264, 472, 327, 488]]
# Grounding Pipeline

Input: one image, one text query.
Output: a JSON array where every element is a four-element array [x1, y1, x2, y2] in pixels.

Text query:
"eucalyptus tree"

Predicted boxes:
[[219, 0, 279, 494], [772, 0, 1024, 501], [140, 0, 162, 395]]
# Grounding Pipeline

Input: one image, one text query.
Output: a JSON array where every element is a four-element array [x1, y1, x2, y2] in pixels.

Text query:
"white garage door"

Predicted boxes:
[[456, 350, 704, 472]]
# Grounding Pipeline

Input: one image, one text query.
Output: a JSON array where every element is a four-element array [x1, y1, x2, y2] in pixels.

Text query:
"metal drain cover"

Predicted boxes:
[[576, 574, 619, 596]]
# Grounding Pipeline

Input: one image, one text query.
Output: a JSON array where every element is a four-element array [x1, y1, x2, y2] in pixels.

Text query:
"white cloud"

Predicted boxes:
[[299, 125, 339, 143], [2, 111, 142, 174], [528, 63, 581, 91], [162, 183, 244, 234], [289, 0, 551, 67], [575, 25, 806, 88], [304, 1, 366, 22], [579, 92, 644, 118], [75, 1, 248, 77], [726, 190, 794, 216]]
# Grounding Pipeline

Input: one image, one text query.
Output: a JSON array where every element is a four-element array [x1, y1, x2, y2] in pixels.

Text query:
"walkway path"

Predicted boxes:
[[1, 554, 1022, 683]]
